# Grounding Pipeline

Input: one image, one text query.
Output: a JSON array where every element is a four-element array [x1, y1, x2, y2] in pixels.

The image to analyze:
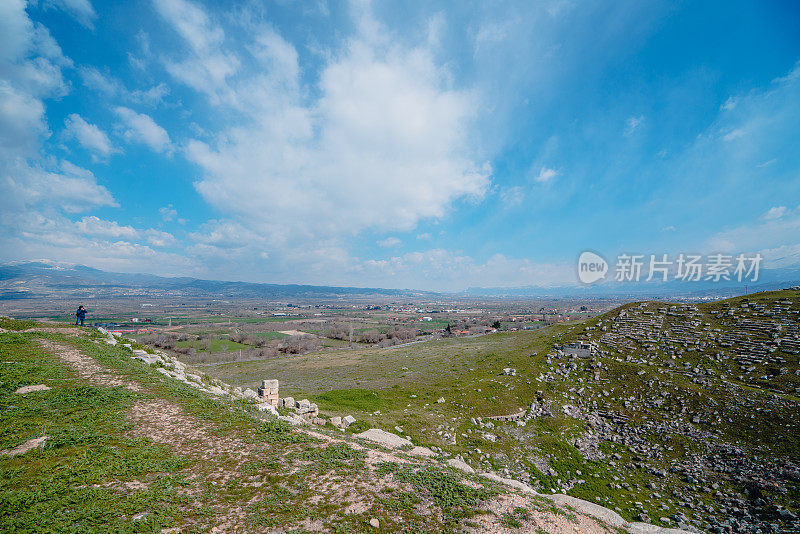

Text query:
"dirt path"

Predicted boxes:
[[37, 339, 141, 391], [33, 336, 619, 534]]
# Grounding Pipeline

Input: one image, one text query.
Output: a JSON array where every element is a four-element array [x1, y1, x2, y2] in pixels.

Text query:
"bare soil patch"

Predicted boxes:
[[37, 339, 141, 391]]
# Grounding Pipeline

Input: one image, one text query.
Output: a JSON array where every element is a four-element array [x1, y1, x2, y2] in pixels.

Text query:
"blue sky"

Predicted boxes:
[[1, 0, 799, 291]]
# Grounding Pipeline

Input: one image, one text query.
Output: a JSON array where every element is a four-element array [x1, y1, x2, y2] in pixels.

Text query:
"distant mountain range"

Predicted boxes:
[[2, 260, 799, 302], [0, 261, 434, 301]]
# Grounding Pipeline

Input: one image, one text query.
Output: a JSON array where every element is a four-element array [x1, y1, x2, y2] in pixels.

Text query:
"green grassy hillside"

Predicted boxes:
[[199, 290, 800, 533], [0, 322, 622, 533]]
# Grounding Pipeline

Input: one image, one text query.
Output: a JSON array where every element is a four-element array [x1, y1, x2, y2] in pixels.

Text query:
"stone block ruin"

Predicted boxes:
[[256, 379, 355, 428], [257, 379, 280, 406]]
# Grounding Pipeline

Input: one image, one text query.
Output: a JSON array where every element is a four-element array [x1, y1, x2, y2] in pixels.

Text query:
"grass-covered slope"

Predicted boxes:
[[199, 290, 800, 533], [0, 322, 624, 533]]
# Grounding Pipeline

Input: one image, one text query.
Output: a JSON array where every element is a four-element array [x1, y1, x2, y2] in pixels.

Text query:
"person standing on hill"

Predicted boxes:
[[75, 306, 86, 326]]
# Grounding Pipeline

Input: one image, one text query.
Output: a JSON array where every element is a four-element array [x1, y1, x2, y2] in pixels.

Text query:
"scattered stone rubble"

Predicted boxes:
[[97, 328, 362, 426]]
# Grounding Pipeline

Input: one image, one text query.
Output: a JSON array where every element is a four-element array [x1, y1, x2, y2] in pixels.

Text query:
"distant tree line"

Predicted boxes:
[[140, 332, 321, 360], [325, 324, 419, 346]]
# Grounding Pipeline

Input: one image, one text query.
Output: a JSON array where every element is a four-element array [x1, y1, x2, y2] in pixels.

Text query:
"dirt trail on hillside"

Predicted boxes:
[[37, 339, 141, 391], [33, 336, 617, 534]]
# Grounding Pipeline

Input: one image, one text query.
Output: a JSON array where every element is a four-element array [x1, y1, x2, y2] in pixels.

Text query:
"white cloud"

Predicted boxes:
[[177, 0, 489, 247], [474, 22, 511, 53], [115, 107, 171, 153], [131, 83, 170, 106], [0, 81, 47, 157], [662, 225, 675, 232], [0, 2, 115, 218], [359, 249, 573, 291], [153, 0, 222, 53], [761, 206, 787, 220], [63, 114, 116, 157], [0, 212, 193, 274], [79, 65, 169, 107], [43, 0, 97, 29], [499, 185, 525, 206], [705, 207, 800, 268], [153, 0, 239, 101], [146, 229, 177, 247], [723, 128, 745, 141], [377, 236, 401, 248], [721, 96, 736, 111], [159, 205, 178, 221], [533, 166, 558, 183], [75, 216, 138, 238], [79, 66, 123, 96]]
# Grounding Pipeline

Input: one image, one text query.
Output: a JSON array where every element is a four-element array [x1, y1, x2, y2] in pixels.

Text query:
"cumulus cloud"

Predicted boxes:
[[146, 228, 177, 247], [0, 0, 118, 267], [75, 215, 137, 238], [153, 0, 239, 101], [171, 0, 489, 247], [63, 113, 116, 157], [115, 106, 171, 153]]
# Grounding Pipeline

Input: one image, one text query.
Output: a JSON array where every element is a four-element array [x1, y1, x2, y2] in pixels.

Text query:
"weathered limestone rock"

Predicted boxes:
[[257, 403, 278, 415], [15, 384, 51, 394], [329, 416, 342, 427], [436, 397, 445, 403], [409, 446, 435, 457], [447, 456, 475, 474], [355, 428, 411, 448], [627, 522, 693, 534], [281, 397, 295, 409], [545, 494, 626, 528], [243, 388, 258, 399], [342, 415, 356, 428]]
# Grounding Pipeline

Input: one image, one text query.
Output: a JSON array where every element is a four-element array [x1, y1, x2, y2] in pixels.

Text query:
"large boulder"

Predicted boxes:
[[354, 429, 411, 449]]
